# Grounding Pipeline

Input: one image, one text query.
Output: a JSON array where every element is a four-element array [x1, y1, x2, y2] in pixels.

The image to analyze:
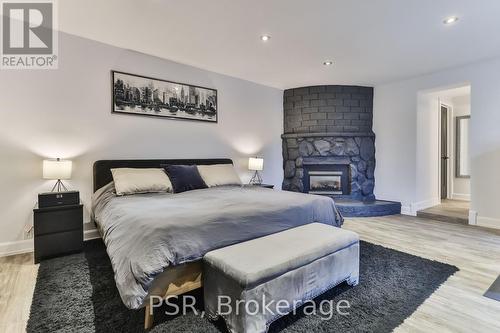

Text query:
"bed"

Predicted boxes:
[[91, 159, 343, 328]]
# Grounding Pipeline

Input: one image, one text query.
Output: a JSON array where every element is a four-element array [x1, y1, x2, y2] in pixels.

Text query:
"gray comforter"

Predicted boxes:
[[92, 183, 343, 309]]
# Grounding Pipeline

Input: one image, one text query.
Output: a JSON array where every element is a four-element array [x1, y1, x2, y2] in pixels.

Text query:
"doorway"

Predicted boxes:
[[416, 84, 471, 224], [440, 104, 450, 200]]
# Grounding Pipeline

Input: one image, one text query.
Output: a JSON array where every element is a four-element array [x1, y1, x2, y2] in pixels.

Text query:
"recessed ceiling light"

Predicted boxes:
[[260, 35, 271, 42], [323, 61, 333, 66], [443, 16, 459, 25]]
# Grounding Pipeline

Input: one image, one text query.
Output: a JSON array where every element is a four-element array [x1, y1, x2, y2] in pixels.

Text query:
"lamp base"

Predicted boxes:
[[249, 171, 263, 185], [51, 179, 69, 192]]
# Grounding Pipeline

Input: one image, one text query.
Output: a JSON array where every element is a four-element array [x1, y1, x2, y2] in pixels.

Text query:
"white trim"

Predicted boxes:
[[400, 205, 415, 216], [449, 104, 455, 199], [84, 228, 101, 241], [451, 193, 471, 201], [400, 197, 440, 216], [0, 228, 101, 257], [414, 197, 441, 212], [477, 215, 500, 230], [0, 239, 33, 257], [468, 210, 478, 225], [448, 104, 455, 199]]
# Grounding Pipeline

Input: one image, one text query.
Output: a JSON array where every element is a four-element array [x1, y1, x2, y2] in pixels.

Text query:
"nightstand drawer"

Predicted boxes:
[[34, 229, 83, 262], [34, 205, 83, 236]]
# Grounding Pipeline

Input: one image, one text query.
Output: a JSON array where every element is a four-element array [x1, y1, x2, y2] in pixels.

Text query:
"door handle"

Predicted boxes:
[[441, 156, 449, 160]]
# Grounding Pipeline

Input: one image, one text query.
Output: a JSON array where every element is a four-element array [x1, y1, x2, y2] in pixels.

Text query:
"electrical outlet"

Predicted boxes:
[[25, 224, 34, 239]]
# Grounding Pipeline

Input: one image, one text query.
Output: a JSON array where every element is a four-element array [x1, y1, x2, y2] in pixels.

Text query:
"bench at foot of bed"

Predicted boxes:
[[203, 223, 360, 333]]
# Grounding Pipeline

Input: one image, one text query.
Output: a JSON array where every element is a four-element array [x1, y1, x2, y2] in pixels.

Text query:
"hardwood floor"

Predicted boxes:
[[417, 199, 470, 225], [344, 215, 500, 333], [1, 215, 499, 332], [0, 253, 37, 333]]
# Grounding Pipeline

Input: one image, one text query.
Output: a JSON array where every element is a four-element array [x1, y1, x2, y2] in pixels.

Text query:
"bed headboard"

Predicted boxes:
[[93, 158, 233, 192]]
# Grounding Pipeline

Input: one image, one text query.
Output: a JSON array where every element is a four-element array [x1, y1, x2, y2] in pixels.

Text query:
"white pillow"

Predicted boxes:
[[197, 164, 242, 187], [111, 168, 173, 196]]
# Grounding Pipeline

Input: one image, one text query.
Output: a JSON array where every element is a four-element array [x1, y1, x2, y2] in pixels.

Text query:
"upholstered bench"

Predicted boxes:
[[203, 223, 359, 333]]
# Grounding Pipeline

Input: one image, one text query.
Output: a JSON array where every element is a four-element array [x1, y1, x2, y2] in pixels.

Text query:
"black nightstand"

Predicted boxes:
[[249, 183, 274, 189], [33, 203, 83, 263]]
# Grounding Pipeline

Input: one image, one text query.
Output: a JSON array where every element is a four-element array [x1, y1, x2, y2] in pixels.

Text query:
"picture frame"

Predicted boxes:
[[111, 70, 218, 123]]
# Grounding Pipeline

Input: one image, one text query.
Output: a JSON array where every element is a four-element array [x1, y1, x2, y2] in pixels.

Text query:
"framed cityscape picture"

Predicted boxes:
[[111, 71, 218, 123]]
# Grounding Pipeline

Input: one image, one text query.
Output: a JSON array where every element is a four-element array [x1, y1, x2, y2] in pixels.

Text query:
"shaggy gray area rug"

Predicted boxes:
[[27, 240, 457, 333], [484, 275, 500, 301]]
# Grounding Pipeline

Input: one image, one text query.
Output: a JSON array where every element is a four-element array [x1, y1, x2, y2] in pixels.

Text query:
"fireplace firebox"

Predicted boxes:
[[304, 164, 351, 196], [309, 171, 342, 194]]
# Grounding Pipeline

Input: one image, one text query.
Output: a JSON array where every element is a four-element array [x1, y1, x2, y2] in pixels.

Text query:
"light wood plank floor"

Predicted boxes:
[[344, 215, 500, 333], [1, 215, 500, 333], [417, 199, 470, 224], [0, 253, 37, 333]]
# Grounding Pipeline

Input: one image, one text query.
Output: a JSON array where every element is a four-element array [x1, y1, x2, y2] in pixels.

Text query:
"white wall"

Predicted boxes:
[[416, 92, 440, 210], [0, 32, 283, 253], [372, 83, 418, 207], [414, 90, 469, 207], [374, 56, 500, 228], [451, 95, 471, 200], [414, 89, 470, 205]]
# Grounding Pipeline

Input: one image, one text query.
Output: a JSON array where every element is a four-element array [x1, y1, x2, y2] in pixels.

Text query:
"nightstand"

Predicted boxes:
[[33, 203, 83, 263], [250, 183, 274, 189]]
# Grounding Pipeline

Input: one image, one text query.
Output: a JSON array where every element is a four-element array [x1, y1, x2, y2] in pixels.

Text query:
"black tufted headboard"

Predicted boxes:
[[93, 158, 233, 192]]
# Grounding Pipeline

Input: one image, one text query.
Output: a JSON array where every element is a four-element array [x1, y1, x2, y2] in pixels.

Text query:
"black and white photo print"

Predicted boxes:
[[112, 71, 218, 123]]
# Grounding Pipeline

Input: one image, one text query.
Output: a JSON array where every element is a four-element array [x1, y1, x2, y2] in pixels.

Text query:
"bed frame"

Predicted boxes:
[[93, 158, 234, 329]]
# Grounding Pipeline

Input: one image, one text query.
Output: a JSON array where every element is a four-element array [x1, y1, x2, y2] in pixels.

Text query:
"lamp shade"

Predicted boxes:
[[248, 157, 264, 171], [43, 159, 72, 180]]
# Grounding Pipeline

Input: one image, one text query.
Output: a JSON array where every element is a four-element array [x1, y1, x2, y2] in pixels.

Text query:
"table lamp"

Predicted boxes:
[[43, 158, 72, 192], [248, 157, 264, 185]]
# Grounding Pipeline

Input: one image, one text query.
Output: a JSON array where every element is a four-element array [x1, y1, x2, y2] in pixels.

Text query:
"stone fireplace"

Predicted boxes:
[[282, 85, 376, 202]]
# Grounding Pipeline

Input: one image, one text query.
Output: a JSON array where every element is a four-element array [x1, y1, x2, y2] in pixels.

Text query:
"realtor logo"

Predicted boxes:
[[1, 0, 58, 69]]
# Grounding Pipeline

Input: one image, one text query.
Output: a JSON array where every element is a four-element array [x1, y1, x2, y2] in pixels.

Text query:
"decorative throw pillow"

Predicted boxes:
[[163, 165, 208, 193], [110, 168, 173, 196], [197, 164, 242, 187]]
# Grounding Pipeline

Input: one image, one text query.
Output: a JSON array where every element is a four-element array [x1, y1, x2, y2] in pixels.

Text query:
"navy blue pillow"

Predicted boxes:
[[163, 165, 208, 193]]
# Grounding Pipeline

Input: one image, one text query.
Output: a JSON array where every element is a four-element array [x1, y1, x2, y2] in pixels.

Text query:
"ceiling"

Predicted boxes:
[[59, 0, 500, 89], [437, 86, 471, 99]]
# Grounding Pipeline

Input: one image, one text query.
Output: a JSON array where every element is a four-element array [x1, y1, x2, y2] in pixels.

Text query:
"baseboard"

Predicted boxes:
[[400, 197, 440, 216], [468, 210, 477, 225], [477, 215, 500, 230], [0, 228, 102, 257], [400, 205, 415, 216], [0, 239, 33, 257], [413, 197, 441, 212], [451, 193, 471, 201], [84, 228, 101, 240]]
